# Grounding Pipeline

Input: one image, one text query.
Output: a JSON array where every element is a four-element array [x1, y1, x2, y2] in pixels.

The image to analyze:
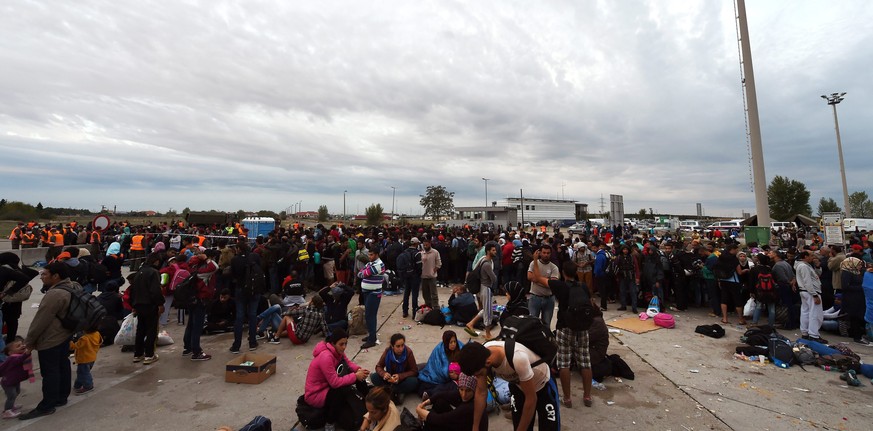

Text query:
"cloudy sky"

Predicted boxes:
[[2, 0, 871, 218]]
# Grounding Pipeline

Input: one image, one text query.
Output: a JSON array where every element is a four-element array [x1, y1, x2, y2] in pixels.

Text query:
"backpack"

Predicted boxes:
[[464, 261, 484, 294], [653, 313, 675, 329], [741, 325, 774, 347], [396, 249, 414, 276], [768, 333, 795, 368], [56, 284, 107, 334], [88, 261, 110, 284], [238, 416, 272, 431], [659, 253, 670, 272], [295, 395, 325, 430], [793, 345, 817, 365], [603, 250, 616, 276], [421, 308, 446, 327], [754, 267, 776, 301], [561, 281, 593, 331], [498, 314, 557, 369], [695, 324, 726, 339], [171, 273, 199, 309], [244, 260, 266, 295], [348, 305, 367, 335], [167, 264, 191, 294]]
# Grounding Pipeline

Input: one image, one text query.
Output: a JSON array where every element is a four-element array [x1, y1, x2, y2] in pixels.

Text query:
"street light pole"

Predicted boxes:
[[821, 92, 851, 218], [390, 186, 396, 217], [482, 178, 489, 207], [343, 190, 347, 221]]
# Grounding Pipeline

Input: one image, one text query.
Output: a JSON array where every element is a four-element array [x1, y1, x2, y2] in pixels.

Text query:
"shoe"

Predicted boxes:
[[561, 396, 572, 408], [616, 307, 627, 311], [402, 312, 409, 318], [75, 386, 94, 395], [191, 353, 212, 361], [230, 346, 241, 354], [256, 331, 267, 340], [182, 349, 192, 356], [143, 355, 159, 364], [600, 307, 607, 311], [361, 341, 377, 349], [55, 400, 67, 407], [809, 337, 829, 344], [18, 408, 55, 420], [248, 342, 258, 351], [844, 370, 861, 387], [464, 327, 479, 337], [2, 409, 20, 419], [583, 396, 593, 407], [801, 334, 810, 340], [268, 336, 281, 344], [854, 338, 872, 346], [133, 356, 144, 363]]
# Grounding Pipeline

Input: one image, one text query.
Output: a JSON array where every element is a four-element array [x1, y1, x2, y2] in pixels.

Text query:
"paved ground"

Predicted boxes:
[[5, 268, 873, 430]]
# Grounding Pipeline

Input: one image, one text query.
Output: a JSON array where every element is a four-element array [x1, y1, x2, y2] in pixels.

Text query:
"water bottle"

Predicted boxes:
[[592, 379, 607, 391]]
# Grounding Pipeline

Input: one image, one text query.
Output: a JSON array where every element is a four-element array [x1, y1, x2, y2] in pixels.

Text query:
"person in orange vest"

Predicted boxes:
[[129, 229, 147, 271], [8, 222, 24, 249], [40, 227, 52, 248], [20, 229, 38, 248], [90, 229, 103, 256], [196, 234, 206, 247]]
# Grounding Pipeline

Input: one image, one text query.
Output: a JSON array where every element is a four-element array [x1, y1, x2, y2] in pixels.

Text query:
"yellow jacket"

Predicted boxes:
[[70, 331, 103, 364]]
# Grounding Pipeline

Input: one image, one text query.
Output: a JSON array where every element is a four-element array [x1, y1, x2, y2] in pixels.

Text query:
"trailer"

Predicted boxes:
[[843, 218, 873, 233]]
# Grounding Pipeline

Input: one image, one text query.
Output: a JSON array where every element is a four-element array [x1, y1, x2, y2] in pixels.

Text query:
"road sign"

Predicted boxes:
[[822, 212, 844, 246], [93, 215, 111, 231]]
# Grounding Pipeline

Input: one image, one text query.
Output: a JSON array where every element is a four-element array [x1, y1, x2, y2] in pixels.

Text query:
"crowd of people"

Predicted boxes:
[[3, 217, 873, 429]]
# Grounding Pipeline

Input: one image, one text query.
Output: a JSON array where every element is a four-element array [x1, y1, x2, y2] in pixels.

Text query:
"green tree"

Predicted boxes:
[[279, 210, 287, 220], [235, 210, 246, 222], [365, 203, 384, 226], [419, 185, 455, 220], [318, 205, 329, 222], [0, 198, 6, 210], [817, 197, 841, 217], [767, 175, 811, 221], [182, 207, 191, 218], [848, 191, 873, 218], [256, 210, 279, 219], [637, 208, 647, 218]]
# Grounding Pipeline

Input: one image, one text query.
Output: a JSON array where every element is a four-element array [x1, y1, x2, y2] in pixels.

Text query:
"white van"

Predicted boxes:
[[680, 220, 701, 231], [705, 220, 743, 232], [770, 221, 796, 232], [843, 218, 873, 233]]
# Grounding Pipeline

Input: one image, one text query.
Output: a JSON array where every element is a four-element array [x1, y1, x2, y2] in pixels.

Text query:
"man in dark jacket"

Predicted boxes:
[[319, 282, 354, 336], [230, 243, 264, 353], [129, 253, 164, 364]]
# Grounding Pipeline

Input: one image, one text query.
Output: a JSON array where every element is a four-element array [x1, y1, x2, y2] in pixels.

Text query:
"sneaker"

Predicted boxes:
[[844, 369, 861, 387], [256, 331, 267, 340], [143, 355, 160, 365], [18, 408, 55, 420], [361, 341, 377, 349], [854, 338, 872, 346], [132, 356, 144, 363], [191, 352, 212, 361], [248, 342, 258, 351], [182, 349, 192, 356], [463, 327, 479, 337], [616, 307, 627, 311], [229, 346, 241, 354], [2, 409, 20, 419], [75, 386, 94, 395], [268, 336, 281, 345]]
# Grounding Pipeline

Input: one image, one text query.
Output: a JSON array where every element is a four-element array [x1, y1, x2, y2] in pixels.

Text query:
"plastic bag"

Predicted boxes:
[[157, 330, 174, 346], [743, 298, 756, 317], [114, 313, 137, 346]]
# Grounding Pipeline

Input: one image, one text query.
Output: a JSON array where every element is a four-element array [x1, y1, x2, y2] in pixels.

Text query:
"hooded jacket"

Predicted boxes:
[[304, 340, 361, 408]]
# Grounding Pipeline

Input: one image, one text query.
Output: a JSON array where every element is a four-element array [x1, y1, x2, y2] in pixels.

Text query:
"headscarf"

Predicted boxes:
[[106, 241, 121, 257], [840, 256, 864, 275], [0, 252, 21, 267], [152, 242, 166, 253], [458, 372, 477, 391], [505, 280, 528, 309]]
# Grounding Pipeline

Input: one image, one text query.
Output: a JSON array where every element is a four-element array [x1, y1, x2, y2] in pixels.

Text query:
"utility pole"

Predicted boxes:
[[343, 190, 347, 221], [821, 92, 851, 218], [520, 188, 525, 226], [482, 178, 490, 208], [390, 186, 396, 216]]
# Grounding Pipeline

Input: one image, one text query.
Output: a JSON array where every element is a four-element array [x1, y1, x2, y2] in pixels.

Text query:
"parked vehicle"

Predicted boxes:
[[770, 221, 796, 231], [843, 218, 873, 233], [704, 220, 743, 233], [679, 220, 701, 231], [567, 223, 587, 235]]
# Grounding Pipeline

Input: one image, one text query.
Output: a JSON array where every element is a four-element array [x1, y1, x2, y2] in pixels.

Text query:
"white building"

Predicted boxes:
[[502, 198, 588, 222]]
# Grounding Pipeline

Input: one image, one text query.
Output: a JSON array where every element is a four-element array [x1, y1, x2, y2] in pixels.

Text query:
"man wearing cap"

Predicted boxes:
[[419, 238, 442, 309]]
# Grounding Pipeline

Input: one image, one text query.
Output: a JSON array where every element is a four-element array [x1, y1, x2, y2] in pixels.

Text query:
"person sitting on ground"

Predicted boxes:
[[416, 372, 488, 431], [839, 257, 872, 345], [204, 289, 236, 334], [361, 386, 401, 431], [588, 309, 612, 383], [320, 282, 355, 336], [269, 294, 327, 345], [417, 330, 464, 398], [304, 329, 370, 431], [371, 333, 419, 403], [448, 285, 478, 327]]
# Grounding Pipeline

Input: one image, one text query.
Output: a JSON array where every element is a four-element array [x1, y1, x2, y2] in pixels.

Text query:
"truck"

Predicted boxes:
[[185, 211, 234, 227], [843, 218, 873, 233]]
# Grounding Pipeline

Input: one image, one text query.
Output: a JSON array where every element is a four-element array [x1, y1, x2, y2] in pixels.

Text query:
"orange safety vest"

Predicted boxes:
[[21, 233, 36, 246], [53, 233, 64, 246], [42, 230, 52, 246], [130, 235, 145, 251], [91, 231, 101, 244], [8, 227, 21, 241], [197, 235, 206, 246]]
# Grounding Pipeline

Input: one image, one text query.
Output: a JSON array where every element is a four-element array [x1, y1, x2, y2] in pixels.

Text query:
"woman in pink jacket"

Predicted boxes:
[[304, 329, 371, 431]]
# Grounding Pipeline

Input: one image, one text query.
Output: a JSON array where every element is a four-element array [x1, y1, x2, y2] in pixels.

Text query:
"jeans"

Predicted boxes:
[[233, 290, 261, 349], [752, 302, 776, 327], [257, 304, 284, 334], [799, 291, 823, 338], [134, 305, 159, 358], [160, 295, 174, 326], [528, 294, 556, 328], [362, 289, 382, 344], [184, 302, 206, 354], [402, 274, 420, 316], [420, 278, 438, 308], [619, 278, 639, 312], [82, 282, 97, 295], [3, 384, 19, 410], [74, 362, 94, 390], [36, 339, 72, 412], [370, 374, 420, 394]]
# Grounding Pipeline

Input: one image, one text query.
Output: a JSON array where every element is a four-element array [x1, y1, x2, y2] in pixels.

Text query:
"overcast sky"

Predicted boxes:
[[1, 1, 871, 218]]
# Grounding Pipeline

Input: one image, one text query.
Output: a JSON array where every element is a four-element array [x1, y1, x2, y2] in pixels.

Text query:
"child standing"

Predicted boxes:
[[70, 330, 103, 395], [0, 337, 34, 419]]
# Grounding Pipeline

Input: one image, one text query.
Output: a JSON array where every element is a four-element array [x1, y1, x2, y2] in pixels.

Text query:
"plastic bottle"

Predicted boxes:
[[592, 379, 607, 391]]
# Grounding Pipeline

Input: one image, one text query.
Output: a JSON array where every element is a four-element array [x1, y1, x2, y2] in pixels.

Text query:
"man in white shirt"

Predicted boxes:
[[796, 251, 827, 344]]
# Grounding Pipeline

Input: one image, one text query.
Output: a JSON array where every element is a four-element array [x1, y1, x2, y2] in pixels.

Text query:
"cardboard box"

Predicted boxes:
[[225, 353, 277, 384]]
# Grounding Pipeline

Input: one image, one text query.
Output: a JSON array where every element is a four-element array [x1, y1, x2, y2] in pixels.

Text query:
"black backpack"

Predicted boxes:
[[498, 314, 557, 369], [171, 273, 199, 309], [88, 260, 110, 284], [244, 260, 266, 295], [695, 324, 726, 339], [741, 325, 774, 347], [464, 261, 484, 294], [561, 281, 593, 331], [396, 249, 414, 276], [768, 333, 795, 368], [421, 308, 446, 327], [603, 250, 616, 276], [56, 284, 107, 334]]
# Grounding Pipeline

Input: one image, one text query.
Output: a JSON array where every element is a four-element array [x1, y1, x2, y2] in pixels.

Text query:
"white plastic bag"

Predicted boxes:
[[114, 313, 137, 346], [743, 298, 756, 317], [157, 330, 175, 346]]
